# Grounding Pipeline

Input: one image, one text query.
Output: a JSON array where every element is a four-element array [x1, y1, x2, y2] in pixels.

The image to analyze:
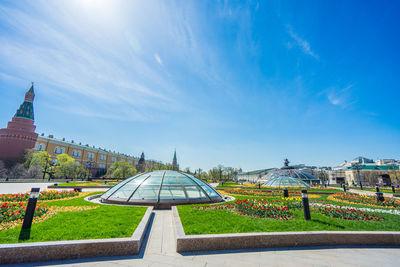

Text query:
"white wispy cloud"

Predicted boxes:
[[326, 84, 355, 108], [154, 53, 163, 65], [0, 1, 184, 122], [286, 25, 319, 60]]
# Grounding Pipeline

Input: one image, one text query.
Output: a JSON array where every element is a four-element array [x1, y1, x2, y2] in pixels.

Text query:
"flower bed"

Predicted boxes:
[[0, 202, 48, 223], [0, 190, 79, 202], [220, 188, 301, 197], [234, 199, 291, 219], [317, 204, 383, 221], [330, 193, 400, 208]]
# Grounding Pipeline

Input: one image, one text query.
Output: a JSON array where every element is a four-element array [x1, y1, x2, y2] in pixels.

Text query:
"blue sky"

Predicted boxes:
[[0, 0, 399, 171]]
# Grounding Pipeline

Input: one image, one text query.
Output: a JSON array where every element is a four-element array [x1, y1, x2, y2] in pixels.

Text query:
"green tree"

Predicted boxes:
[[54, 154, 76, 179], [107, 161, 137, 179], [74, 164, 90, 179], [27, 151, 52, 179]]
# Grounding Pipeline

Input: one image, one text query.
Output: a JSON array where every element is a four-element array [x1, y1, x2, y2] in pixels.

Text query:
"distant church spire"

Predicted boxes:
[[14, 83, 35, 121], [172, 150, 179, 171], [137, 152, 146, 172]]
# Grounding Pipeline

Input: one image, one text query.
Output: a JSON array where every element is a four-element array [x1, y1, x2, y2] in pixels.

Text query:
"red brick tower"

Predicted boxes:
[[0, 83, 38, 161]]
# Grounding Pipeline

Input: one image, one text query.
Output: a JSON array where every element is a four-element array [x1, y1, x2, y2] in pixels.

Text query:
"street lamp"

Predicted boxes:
[[355, 164, 363, 190], [301, 190, 311, 220], [19, 188, 40, 241], [391, 163, 399, 187]]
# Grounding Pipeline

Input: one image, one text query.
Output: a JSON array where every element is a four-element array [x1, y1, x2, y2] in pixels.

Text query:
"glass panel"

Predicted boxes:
[[200, 184, 219, 197], [102, 176, 136, 198], [178, 176, 197, 185], [141, 175, 163, 185], [163, 176, 182, 185], [110, 183, 139, 199], [184, 186, 207, 199], [131, 185, 160, 200], [126, 175, 148, 185], [159, 185, 187, 200]]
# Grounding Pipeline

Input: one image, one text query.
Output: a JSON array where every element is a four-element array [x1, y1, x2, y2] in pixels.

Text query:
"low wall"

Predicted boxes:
[[172, 206, 400, 252], [0, 206, 153, 264]]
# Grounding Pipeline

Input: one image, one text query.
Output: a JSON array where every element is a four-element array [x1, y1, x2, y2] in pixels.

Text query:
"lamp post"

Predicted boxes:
[[355, 164, 363, 190], [391, 164, 399, 187], [301, 190, 311, 220], [283, 188, 289, 198], [19, 188, 40, 241]]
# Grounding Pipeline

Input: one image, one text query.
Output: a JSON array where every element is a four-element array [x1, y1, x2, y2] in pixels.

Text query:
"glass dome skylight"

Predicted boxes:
[[263, 169, 319, 183], [263, 175, 311, 187], [101, 170, 223, 206]]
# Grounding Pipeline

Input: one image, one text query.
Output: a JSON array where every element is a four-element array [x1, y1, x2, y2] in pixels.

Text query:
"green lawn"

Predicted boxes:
[[0, 193, 147, 244], [177, 204, 400, 235]]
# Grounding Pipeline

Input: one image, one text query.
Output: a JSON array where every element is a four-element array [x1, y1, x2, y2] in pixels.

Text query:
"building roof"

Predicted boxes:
[[37, 135, 136, 159], [14, 85, 35, 121]]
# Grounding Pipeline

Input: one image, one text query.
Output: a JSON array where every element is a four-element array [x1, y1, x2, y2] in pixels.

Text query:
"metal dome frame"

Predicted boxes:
[[100, 170, 223, 207]]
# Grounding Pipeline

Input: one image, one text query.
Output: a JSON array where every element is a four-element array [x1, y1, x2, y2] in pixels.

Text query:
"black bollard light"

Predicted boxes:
[[283, 188, 289, 198], [376, 192, 384, 202], [360, 183, 363, 190], [392, 186, 396, 193], [343, 184, 346, 192], [258, 183, 261, 189], [19, 188, 40, 241], [301, 190, 311, 220], [376, 186, 380, 193]]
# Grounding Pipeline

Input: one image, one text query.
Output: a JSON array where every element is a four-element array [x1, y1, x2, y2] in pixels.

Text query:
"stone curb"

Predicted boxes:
[[0, 206, 153, 264], [172, 206, 400, 252]]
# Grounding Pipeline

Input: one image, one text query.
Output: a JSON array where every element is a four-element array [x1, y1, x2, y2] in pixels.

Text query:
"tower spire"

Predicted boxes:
[[172, 149, 179, 171], [14, 83, 35, 121]]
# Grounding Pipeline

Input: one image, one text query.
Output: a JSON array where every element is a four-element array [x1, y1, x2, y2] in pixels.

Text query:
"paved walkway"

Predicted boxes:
[[17, 209, 399, 267], [0, 182, 54, 194], [0, 182, 107, 194]]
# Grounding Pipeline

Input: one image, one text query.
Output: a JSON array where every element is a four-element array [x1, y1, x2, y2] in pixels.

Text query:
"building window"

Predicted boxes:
[[38, 143, 45, 151], [54, 147, 60, 154], [99, 164, 106, 168], [128, 160, 132, 164], [100, 155, 106, 161], [72, 150, 77, 157], [77, 150, 81, 157], [120, 159, 125, 162], [111, 157, 116, 163], [87, 152, 94, 160], [60, 147, 65, 154]]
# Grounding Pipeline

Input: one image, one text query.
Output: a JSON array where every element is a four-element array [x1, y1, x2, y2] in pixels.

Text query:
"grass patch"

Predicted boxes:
[[0, 193, 147, 244], [177, 204, 400, 235]]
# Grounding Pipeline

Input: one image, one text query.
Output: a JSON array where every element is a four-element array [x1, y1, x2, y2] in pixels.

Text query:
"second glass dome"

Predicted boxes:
[[101, 170, 223, 206]]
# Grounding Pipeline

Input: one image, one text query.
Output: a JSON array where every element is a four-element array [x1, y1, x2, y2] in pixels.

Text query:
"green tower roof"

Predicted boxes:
[[14, 84, 35, 121]]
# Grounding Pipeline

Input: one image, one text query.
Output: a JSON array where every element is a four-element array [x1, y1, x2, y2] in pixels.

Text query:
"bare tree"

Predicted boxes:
[[0, 161, 7, 179], [27, 164, 42, 179], [9, 164, 27, 179]]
